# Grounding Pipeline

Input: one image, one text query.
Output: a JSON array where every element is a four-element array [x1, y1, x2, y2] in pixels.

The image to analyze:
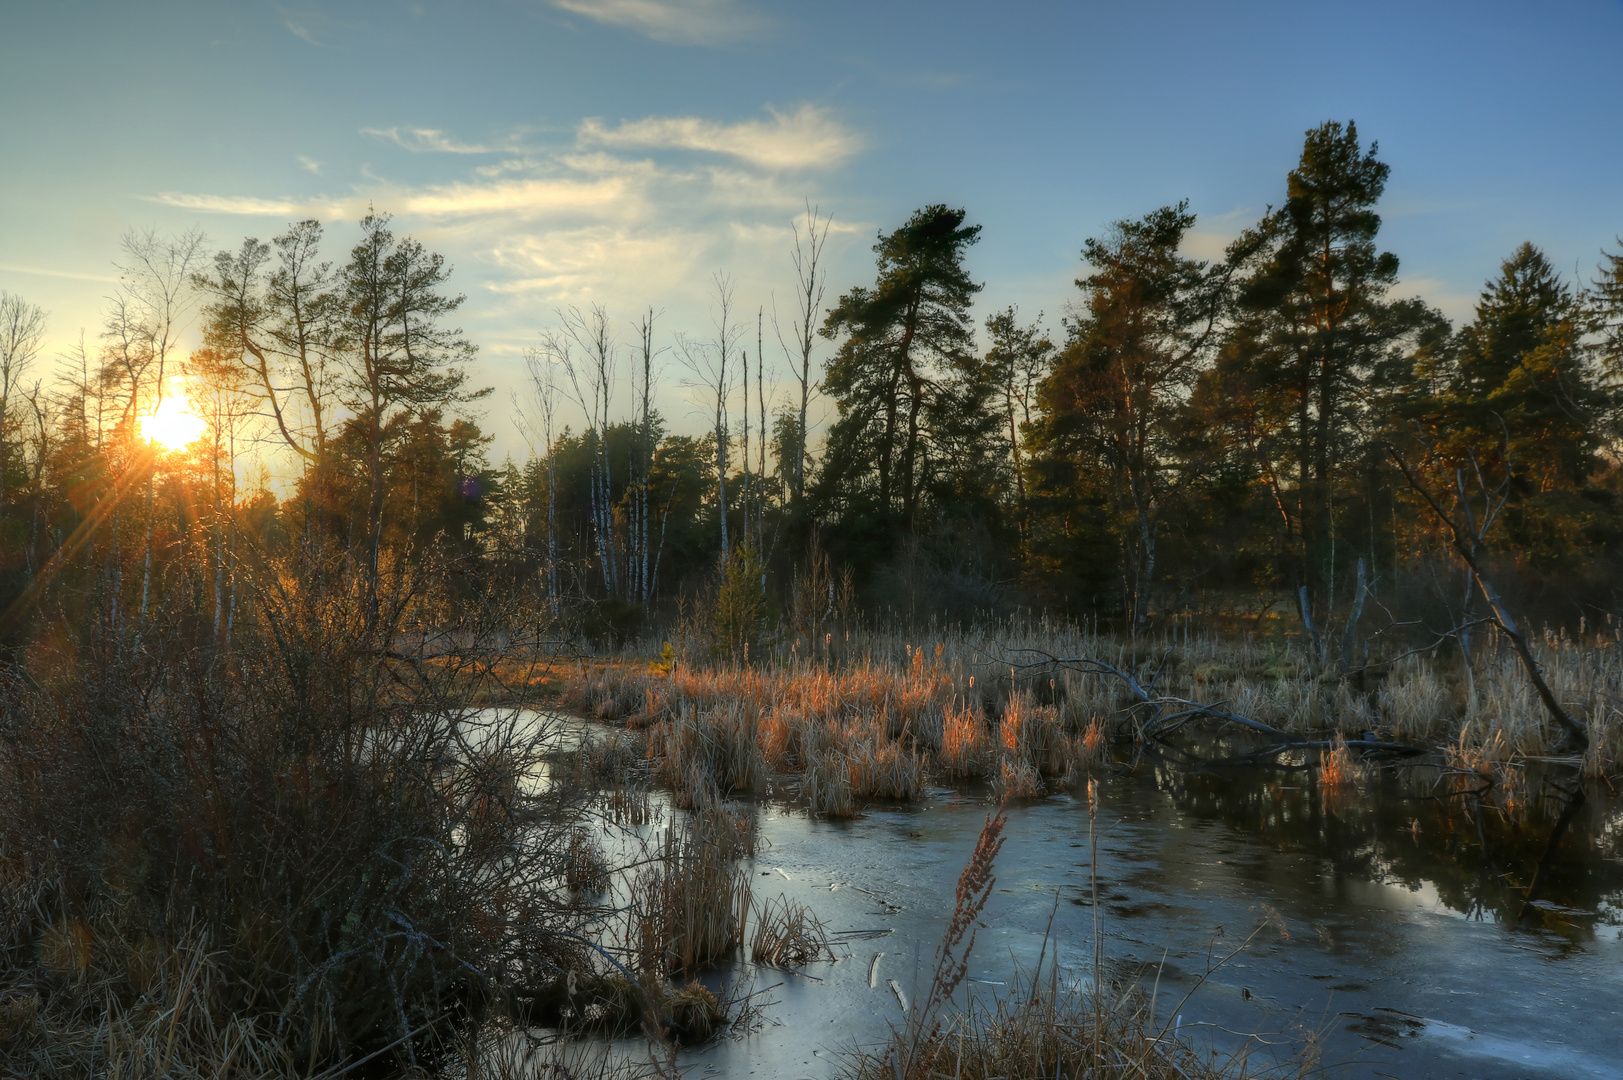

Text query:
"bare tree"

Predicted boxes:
[[521, 346, 562, 616], [17, 379, 51, 579], [106, 227, 206, 632], [631, 308, 665, 606], [775, 203, 831, 515], [678, 274, 743, 557], [189, 343, 255, 646], [1387, 439, 1589, 751], [756, 306, 769, 554], [0, 291, 48, 525], [551, 304, 620, 598], [197, 221, 338, 469]]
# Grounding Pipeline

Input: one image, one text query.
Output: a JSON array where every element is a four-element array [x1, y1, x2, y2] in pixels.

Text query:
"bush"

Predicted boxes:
[[0, 574, 593, 1073]]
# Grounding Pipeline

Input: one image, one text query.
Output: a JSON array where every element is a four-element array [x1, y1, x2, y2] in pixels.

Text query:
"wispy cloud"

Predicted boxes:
[[140, 104, 865, 347], [0, 263, 119, 284], [145, 193, 311, 215], [403, 175, 636, 218], [362, 127, 505, 155], [276, 4, 327, 46], [298, 155, 323, 174], [547, 0, 764, 45], [578, 105, 860, 170], [485, 226, 704, 297]]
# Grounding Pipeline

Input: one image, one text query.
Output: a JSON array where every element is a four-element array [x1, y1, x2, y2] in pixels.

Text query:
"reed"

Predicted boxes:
[[750, 895, 835, 967], [630, 805, 753, 976], [844, 783, 1321, 1080], [841, 978, 1315, 1080], [564, 619, 1623, 816], [1317, 733, 1367, 788]]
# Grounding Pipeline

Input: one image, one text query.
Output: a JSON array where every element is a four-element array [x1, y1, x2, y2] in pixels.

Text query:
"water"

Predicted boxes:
[[644, 746, 1623, 1079]]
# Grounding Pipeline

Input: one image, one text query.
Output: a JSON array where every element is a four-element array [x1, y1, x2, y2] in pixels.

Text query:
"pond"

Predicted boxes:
[[640, 744, 1623, 1080]]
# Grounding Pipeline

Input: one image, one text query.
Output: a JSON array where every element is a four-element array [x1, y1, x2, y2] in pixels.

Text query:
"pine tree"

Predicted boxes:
[[816, 205, 985, 546], [1031, 203, 1227, 626], [1215, 121, 1433, 627]]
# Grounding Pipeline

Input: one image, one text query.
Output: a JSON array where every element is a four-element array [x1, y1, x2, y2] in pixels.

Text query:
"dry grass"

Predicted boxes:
[[1318, 734, 1367, 789], [0, 559, 624, 1076], [749, 895, 835, 967], [629, 805, 753, 977], [993, 756, 1044, 801], [561, 618, 1623, 817], [650, 702, 767, 806], [940, 702, 993, 778], [840, 978, 1319, 1080]]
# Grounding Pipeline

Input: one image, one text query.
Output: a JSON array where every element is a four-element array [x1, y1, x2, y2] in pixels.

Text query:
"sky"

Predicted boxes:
[[3, 0, 1622, 460]]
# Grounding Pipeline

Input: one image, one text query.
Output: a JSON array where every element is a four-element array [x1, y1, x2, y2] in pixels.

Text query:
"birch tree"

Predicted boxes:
[[678, 274, 742, 557]]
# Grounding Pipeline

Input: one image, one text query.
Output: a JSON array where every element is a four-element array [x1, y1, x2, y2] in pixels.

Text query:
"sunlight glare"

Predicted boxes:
[[139, 383, 206, 451]]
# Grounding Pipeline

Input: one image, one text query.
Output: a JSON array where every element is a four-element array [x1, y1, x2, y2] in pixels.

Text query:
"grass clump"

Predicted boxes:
[[841, 979, 1314, 1080], [750, 895, 835, 967], [630, 805, 753, 976]]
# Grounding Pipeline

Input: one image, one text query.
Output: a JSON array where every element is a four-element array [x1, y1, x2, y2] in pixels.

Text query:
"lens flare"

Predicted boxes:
[[139, 385, 206, 451]]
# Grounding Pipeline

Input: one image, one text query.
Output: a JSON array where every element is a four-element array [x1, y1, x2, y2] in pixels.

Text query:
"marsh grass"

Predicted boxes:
[[564, 619, 1622, 819], [749, 895, 835, 967], [629, 807, 752, 977], [839, 977, 1320, 1080], [1318, 734, 1367, 789]]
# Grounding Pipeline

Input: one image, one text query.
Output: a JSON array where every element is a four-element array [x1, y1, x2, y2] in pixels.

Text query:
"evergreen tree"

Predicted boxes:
[[338, 213, 484, 627], [1212, 121, 1434, 625], [1587, 240, 1623, 439], [1031, 203, 1227, 625], [816, 205, 991, 560]]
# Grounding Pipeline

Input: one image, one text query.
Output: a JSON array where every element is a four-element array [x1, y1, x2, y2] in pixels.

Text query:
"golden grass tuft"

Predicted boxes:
[[993, 756, 1044, 800], [1318, 733, 1367, 789], [940, 703, 993, 778]]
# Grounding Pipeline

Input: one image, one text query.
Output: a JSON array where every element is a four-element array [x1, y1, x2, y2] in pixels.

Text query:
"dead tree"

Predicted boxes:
[[1385, 443, 1588, 751], [775, 203, 830, 517]]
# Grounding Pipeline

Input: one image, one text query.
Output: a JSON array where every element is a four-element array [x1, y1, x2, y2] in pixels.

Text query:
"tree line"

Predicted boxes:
[[2, 119, 1621, 655]]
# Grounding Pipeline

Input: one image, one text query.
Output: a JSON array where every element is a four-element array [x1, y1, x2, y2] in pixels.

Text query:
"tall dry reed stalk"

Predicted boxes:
[[842, 778, 1320, 1080], [629, 803, 752, 976]]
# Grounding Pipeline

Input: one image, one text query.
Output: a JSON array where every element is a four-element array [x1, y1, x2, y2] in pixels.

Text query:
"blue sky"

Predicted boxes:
[[3, 0, 1622, 456]]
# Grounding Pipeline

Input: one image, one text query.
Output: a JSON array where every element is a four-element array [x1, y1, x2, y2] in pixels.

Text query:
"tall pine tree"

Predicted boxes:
[[816, 206, 995, 560], [1212, 121, 1434, 630]]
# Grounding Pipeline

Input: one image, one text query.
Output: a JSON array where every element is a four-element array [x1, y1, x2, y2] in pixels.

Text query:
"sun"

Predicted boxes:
[[139, 382, 206, 451]]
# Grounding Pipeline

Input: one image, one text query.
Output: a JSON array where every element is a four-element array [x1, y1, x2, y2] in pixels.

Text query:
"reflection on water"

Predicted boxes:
[[546, 713, 1623, 1080], [1138, 741, 1623, 941]]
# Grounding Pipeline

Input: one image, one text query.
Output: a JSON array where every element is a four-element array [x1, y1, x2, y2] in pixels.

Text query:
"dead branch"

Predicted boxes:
[[1385, 445, 1588, 751]]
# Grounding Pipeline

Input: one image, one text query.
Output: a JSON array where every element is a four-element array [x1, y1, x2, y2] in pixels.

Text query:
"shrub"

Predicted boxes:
[[0, 576, 594, 1073]]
